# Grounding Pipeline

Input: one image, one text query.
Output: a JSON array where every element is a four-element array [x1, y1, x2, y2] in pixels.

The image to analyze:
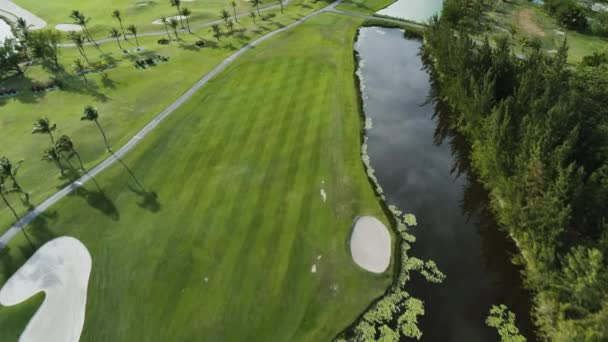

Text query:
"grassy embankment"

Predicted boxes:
[[0, 12, 393, 341], [482, 0, 608, 62], [0, 0, 330, 234]]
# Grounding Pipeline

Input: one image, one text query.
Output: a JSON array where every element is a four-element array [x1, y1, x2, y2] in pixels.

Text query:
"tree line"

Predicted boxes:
[[423, 0, 608, 340]]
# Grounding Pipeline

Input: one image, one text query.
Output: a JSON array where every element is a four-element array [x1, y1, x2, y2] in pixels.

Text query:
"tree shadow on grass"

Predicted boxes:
[[112, 153, 161, 213], [70, 185, 120, 221], [101, 72, 117, 89], [178, 42, 201, 52]]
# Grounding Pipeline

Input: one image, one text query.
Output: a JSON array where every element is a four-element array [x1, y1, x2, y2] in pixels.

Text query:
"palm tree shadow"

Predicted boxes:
[[70, 185, 120, 221], [112, 153, 160, 212], [129, 185, 161, 213]]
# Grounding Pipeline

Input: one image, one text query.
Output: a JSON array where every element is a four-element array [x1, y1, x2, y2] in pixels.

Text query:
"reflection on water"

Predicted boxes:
[[376, 0, 443, 24], [355, 27, 535, 341]]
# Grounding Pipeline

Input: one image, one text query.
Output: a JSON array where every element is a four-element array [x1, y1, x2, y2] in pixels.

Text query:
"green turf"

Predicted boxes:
[[11, 0, 277, 38], [336, 0, 395, 15], [0, 0, 331, 234], [484, 0, 608, 62], [0, 12, 393, 341]]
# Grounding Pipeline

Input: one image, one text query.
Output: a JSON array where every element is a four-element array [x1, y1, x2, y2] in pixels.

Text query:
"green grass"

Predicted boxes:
[[0, 0, 330, 234], [336, 0, 395, 15], [0, 12, 393, 341], [484, 0, 608, 62], [11, 0, 277, 38]]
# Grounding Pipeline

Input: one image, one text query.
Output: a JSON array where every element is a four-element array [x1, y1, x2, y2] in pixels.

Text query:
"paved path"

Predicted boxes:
[[0, 0, 46, 29], [0, 1, 419, 249]]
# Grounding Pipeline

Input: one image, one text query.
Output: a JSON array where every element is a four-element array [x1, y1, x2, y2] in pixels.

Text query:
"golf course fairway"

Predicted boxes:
[[0, 13, 393, 341]]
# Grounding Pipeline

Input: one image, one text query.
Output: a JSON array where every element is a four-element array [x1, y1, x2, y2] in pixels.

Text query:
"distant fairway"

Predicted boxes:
[[0, 12, 392, 341], [11, 0, 275, 37]]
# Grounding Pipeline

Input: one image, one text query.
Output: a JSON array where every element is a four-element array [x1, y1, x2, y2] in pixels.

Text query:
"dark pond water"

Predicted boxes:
[[355, 27, 536, 341]]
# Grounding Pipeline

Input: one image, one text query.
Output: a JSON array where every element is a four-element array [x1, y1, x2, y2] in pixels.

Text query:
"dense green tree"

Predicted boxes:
[[0, 39, 24, 76], [422, 2, 608, 339]]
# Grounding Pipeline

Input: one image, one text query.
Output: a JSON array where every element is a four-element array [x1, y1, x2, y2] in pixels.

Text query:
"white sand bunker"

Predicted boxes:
[[55, 24, 82, 32], [0, 237, 92, 342], [350, 216, 391, 273], [152, 15, 185, 24]]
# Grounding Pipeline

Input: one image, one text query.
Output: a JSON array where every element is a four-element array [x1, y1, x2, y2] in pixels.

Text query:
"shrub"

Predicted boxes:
[[195, 40, 206, 47], [157, 38, 170, 45]]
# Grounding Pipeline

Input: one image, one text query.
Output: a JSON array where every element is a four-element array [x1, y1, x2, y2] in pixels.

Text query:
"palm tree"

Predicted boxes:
[[73, 58, 88, 83], [127, 24, 139, 46], [230, 1, 239, 23], [169, 19, 180, 40], [109, 28, 123, 50], [55, 135, 85, 171], [180, 8, 192, 33], [67, 31, 89, 64], [32, 117, 57, 145], [250, 11, 256, 24], [169, 0, 185, 29], [0, 176, 20, 221], [41, 146, 65, 175], [220, 9, 230, 25], [15, 17, 31, 60], [112, 9, 127, 40], [226, 19, 234, 34], [70, 10, 98, 47], [211, 24, 222, 41], [160, 17, 172, 40], [81, 106, 111, 152], [251, 0, 262, 17], [278, 0, 284, 13], [0, 157, 27, 199]]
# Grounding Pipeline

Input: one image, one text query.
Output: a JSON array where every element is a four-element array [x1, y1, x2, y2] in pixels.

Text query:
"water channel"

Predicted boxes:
[[355, 26, 536, 341]]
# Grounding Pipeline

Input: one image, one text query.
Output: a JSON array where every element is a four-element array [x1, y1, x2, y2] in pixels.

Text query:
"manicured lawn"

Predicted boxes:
[[336, 0, 394, 15], [12, 0, 277, 38], [0, 12, 392, 341], [485, 0, 608, 62], [0, 0, 330, 234]]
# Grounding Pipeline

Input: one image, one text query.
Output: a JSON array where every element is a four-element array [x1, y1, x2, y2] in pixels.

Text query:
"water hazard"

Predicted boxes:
[[355, 26, 535, 341]]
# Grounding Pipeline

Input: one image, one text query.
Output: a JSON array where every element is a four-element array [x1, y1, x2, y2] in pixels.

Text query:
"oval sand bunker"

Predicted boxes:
[[0, 236, 92, 342], [55, 24, 82, 31], [350, 216, 391, 273]]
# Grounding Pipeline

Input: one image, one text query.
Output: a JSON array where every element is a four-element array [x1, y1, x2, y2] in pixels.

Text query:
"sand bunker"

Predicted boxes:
[[55, 24, 82, 32], [0, 237, 92, 342], [350, 216, 391, 273], [152, 15, 186, 24]]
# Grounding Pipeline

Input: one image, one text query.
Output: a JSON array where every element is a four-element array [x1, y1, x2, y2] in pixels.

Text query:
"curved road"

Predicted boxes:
[[0, 1, 419, 249]]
